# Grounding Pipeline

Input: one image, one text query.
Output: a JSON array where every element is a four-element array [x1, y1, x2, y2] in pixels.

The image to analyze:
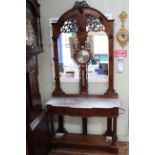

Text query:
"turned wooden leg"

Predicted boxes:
[[104, 117, 113, 136], [82, 117, 87, 135], [46, 111, 53, 152], [107, 117, 113, 136], [47, 111, 55, 138], [112, 117, 118, 146], [56, 115, 67, 133]]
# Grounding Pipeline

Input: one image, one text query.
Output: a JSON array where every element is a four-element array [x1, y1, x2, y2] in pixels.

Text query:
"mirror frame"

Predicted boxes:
[[51, 3, 118, 98]]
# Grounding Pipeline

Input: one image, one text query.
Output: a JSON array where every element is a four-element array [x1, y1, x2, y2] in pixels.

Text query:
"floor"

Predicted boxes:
[[48, 141, 129, 155]]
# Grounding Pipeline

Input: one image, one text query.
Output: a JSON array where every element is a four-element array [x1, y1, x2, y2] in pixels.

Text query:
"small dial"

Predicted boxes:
[[76, 49, 90, 64], [116, 27, 129, 47]]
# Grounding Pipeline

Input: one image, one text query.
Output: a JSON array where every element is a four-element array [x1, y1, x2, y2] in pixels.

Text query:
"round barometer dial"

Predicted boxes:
[[116, 27, 129, 47], [75, 49, 91, 64]]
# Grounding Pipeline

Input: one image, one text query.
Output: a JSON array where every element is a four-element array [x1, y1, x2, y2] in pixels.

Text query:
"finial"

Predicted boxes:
[[119, 11, 128, 27], [73, 0, 89, 8]]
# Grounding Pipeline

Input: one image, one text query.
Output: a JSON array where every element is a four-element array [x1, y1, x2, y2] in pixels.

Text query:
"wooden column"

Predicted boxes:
[[106, 117, 113, 136], [52, 25, 65, 96], [79, 65, 88, 95], [47, 111, 55, 138], [112, 117, 118, 146], [56, 115, 67, 133]]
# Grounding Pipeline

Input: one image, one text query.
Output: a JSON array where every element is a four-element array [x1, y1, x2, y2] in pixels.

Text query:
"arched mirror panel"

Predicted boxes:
[[52, 2, 117, 97], [87, 32, 109, 95]]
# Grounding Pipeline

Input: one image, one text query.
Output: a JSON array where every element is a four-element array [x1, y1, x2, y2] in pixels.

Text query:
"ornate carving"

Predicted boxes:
[[119, 11, 128, 27], [61, 17, 78, 33], [86, 15, 105, 32], [52, 88, 65, 96], [104, 89, 118, 97], [73, 0, 89, 8]]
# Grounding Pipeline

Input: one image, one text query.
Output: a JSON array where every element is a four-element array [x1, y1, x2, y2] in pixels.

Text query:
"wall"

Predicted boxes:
[[37, 0, 129, 141]]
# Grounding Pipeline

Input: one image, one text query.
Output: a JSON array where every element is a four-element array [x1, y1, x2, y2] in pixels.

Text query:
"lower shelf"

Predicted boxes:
[[50, 133, 118, 154]]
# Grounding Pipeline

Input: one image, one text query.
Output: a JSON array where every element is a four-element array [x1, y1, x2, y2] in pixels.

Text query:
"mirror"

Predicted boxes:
[[52, 4, 116, 97], [57, 32, 79, 83], [56, 28, 108, 94], [87, 32, 109, 94], [57, 32, 80, 94]]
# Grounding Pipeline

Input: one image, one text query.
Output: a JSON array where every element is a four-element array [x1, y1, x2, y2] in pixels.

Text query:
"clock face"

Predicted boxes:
[[76, 49, 91, 64], [26, 7, 37, 48]]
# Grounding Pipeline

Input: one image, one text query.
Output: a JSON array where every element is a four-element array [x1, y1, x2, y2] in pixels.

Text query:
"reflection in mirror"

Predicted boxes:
[[87, 32, 109, 94], [57, 32, 79, 83], [57, 16, 79, 86], [56, 15, 109, 94], [57, 31, 109, 94], [57, 32, 80, 94]]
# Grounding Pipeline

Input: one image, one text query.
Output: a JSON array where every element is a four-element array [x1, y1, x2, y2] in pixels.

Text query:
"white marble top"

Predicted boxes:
[[46, 97, 120, 109]]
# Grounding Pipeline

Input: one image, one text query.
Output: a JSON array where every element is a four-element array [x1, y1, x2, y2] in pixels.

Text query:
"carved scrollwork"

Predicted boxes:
[[86, 15, 105, 32], [73, 0, 89, 8], [60, 17, 78, 33], [104, 89, 118, 97]]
